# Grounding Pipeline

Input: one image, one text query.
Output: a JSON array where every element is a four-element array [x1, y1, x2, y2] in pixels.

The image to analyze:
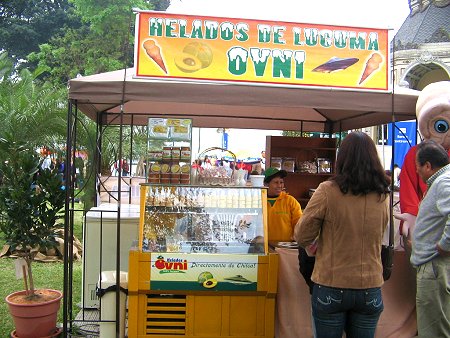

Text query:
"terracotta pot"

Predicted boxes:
[[11, 327, 62, 338], [6, 289, 62, 338]]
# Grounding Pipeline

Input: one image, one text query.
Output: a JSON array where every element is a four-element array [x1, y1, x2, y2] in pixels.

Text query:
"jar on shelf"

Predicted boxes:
[[180, 146, 191, 161], [171, 147, 181, 160], [148, 151, 161, 162], [282, 158, 295, 172], [160, 173, 171, 184], [160, 163, 171, 174], [271, 157, 282, 169], [171, 173, 180, 184], [180, 173, 190, 184], [317, 158, 332, 173], [148, 172, 160, 183], [162, 146, 172, 161], [170, 163, 181, 184]]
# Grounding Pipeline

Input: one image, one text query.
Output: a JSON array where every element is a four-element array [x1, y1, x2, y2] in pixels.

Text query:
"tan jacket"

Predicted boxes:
[[294, 180, 389, 289]]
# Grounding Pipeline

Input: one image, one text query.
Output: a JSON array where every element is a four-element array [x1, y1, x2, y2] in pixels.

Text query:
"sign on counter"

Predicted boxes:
[[150, 253, 258, 291]]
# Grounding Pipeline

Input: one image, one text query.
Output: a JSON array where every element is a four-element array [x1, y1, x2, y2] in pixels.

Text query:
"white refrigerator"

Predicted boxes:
[[81, 203, 140, 308]]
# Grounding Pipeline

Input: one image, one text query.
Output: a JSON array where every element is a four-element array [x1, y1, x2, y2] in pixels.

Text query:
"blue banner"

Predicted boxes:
[[222, 132, 228, 150], [387, 121, 416, 168]]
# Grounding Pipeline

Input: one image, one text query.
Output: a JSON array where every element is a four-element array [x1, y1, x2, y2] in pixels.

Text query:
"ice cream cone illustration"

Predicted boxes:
[[359, 52, 383, 84], [143, 39, 167, 73]]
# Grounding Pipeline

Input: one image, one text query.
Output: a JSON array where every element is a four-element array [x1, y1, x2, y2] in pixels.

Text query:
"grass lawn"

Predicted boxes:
[[0, 205, 85, 335]]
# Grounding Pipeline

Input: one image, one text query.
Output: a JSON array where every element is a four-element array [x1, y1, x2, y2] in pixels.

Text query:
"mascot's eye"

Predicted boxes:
[[434, 120, 449, 133]]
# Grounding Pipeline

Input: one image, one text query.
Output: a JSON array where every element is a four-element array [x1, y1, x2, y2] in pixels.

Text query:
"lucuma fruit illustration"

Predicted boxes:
[[202, 278, 218, 288], [198, 271, 217, 288], [175, 42, 213, 73], [198, 271, 214, 284]]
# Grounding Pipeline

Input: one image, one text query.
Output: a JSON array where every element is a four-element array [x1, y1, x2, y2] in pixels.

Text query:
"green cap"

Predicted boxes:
[[264, 167, 287, 183]]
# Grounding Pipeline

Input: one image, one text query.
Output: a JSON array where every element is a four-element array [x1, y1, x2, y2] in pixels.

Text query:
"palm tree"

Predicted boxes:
[[0, 51, 67, 151]]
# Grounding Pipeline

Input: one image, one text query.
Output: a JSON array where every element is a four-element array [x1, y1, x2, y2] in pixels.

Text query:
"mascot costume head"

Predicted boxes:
[[415, 81, 450, 150], [398, 81, 450, 237]]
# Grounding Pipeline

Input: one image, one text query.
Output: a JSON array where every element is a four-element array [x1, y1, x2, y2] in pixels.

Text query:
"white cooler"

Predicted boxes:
[[97, 270, 128, 338], [82, 203, 139, 308]]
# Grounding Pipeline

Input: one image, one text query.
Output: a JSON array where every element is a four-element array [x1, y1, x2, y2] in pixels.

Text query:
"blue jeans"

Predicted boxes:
[[312, 284, 383, 338]]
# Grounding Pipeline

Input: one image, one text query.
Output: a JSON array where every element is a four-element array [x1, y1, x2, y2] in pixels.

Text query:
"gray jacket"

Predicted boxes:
[[411, 164, 450, 267]]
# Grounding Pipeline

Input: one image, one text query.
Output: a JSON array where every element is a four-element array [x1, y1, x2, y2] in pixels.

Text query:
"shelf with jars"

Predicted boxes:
[[147, 117, 192, 185], [266, 136, 337, 209]]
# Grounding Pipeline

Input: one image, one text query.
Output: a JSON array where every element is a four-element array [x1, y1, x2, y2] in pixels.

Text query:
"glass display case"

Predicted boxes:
[[139, 184, 268, 255]]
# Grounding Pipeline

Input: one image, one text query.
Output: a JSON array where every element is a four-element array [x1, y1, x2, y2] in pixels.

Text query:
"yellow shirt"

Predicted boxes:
[[267, 191, 302, 242]]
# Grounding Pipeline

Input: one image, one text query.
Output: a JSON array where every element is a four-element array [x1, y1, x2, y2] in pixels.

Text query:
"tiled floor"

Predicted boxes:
[[72, 309, 128, 337], [72, 309, 99, 337]]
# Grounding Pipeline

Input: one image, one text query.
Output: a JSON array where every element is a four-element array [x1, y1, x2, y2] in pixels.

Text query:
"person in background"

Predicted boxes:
[[400, 140, 449, 337], [398, 81, 450, 250], [393, 163, 401, 190], [122, 159, 130, 176], [264, 167, 302, 242], [202, 155, 211, 168], [41, 155, 52, 170], [56, 158, 65, 183], [294, 131, 390, 338], [260, 150, 266, 172]]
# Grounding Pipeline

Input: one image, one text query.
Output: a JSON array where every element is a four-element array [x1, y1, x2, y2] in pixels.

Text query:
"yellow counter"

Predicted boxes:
[[127, 250, 278, 338]]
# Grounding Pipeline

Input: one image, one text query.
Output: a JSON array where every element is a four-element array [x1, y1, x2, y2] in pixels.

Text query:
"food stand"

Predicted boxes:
[[127, 184, 278, 337], [124, 117, 278, 337], [65, 10, 420, 338]]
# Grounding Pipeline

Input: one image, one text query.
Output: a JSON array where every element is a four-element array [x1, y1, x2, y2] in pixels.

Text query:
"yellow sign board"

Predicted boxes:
[[135, 11, 389, 91]]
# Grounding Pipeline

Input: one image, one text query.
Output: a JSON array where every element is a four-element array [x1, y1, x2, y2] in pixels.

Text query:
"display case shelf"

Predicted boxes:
[[145, 206, 260, 214]]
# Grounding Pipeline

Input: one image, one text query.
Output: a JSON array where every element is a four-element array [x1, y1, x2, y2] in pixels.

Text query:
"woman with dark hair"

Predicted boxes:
[[294, 131, 390, 338]]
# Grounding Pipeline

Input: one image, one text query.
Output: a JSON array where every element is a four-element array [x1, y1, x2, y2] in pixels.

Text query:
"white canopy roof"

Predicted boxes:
[[68, 68, 419, 132]]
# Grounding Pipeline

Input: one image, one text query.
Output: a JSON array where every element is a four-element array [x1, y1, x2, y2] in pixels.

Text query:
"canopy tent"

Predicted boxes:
[[68, 68, 419, 133]]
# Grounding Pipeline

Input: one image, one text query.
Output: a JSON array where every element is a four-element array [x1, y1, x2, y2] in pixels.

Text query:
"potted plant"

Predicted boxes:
[[0, 137, 65, 338]]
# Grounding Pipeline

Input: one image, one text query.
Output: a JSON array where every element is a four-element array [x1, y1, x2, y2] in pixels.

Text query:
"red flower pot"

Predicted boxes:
[[5, 289, 62, 338]]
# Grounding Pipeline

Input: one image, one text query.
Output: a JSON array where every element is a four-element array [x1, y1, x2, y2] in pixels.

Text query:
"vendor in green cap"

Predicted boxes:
[[264, 167, 303, 242]]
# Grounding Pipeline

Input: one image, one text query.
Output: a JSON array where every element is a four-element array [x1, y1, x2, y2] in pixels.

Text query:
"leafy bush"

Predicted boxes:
[[0, 138, 65, 297]]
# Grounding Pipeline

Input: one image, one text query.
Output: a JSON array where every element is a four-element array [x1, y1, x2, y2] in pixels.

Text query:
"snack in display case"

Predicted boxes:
[[148, 118, 170, 140], [298, 160, 317, 173], [140, 185, 267, 255], [148, 118, 192, 141], [167, 118, 191, 141]]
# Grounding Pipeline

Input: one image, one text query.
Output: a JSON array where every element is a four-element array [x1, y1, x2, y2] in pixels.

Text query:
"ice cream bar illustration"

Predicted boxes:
[[359, 52, 382, 84], [143, 39, 167, 73]]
